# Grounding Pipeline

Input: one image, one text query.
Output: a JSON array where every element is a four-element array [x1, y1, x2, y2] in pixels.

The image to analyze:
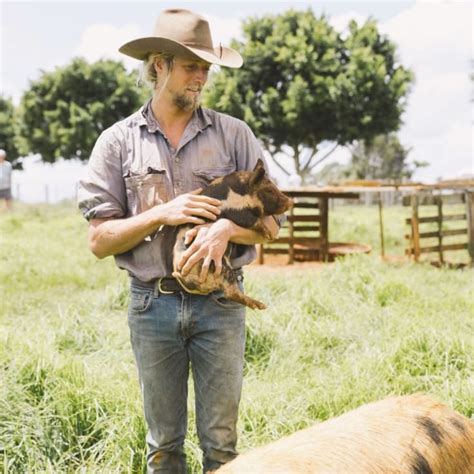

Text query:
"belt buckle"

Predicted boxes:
[[157, 277, 175, 295]]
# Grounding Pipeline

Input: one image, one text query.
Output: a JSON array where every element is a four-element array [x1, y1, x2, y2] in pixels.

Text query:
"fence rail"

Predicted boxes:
[[403, 191, 473, 265], [12, 182, 79, 203]]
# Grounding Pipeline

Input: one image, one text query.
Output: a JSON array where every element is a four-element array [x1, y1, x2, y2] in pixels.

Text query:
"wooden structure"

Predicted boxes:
[[258, 180, 474, 265], [403, 191, 474, 265], [259, 189, 360, 264]]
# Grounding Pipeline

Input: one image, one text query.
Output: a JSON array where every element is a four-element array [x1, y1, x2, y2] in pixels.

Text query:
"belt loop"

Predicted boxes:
[[153, 280, 160, 298]]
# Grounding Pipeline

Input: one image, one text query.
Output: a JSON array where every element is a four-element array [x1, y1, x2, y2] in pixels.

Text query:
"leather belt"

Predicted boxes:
[[157, 277, 183, 294], [130, 276, 183, 294], [130, 268, 243, 296]]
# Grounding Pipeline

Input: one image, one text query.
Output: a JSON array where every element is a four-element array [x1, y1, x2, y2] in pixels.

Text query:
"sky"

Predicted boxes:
[[1, 0, 473, 202]]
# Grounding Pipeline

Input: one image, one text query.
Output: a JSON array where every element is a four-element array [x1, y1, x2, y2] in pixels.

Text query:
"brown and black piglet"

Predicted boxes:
[[172, 159, 292, 310]]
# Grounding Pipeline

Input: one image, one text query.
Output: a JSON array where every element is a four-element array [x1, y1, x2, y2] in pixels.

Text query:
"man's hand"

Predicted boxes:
[[153, 188, 221, 226], [178, 219, 233, 282], [87, 189, 222, 260]]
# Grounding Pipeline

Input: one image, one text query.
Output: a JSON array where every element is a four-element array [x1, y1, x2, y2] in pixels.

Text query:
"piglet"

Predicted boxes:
[[172, 159, 292, 310]]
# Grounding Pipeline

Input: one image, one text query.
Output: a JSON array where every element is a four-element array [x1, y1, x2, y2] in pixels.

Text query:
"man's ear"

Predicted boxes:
[[250, 159, 266, 187], [154, 58, 166, 75]]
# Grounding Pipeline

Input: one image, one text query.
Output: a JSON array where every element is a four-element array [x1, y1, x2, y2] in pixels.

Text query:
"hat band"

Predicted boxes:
[[180, 41, 214, 51]]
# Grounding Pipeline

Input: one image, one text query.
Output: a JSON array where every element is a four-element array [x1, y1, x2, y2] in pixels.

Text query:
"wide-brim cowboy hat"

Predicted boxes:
[[119, 8, 243, 68]]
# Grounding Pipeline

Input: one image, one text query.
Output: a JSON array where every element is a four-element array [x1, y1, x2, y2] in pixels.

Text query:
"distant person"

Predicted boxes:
[[0, 149, 13, 211], [78, 8, 283, 474]]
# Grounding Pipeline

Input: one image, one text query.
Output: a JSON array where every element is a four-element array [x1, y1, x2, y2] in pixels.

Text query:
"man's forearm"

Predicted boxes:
[[226, 216, 279, 245], [88, 191, 223, 259], [89, 207, 164, 259]]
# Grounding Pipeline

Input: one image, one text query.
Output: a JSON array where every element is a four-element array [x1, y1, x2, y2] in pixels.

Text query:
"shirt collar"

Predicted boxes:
[[138, 99, 160, 133], [196, 107, 213, 131]]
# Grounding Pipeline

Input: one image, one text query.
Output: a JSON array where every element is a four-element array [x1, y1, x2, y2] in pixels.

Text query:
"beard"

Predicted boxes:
[[173, 91, 201, 112]]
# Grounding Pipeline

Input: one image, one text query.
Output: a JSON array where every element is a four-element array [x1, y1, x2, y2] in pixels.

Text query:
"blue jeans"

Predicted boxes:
[[128, 280, 246, 473]]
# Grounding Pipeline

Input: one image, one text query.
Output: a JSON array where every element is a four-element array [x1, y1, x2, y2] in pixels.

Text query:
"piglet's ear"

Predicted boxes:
[[253, 159, 264, 172], [250, 159, 266, 187]]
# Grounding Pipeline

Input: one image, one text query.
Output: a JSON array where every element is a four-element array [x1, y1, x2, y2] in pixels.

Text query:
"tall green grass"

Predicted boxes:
[[1, 203, 473, 472]]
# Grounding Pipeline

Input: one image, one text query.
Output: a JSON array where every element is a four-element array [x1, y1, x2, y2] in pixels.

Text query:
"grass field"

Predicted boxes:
[[1, 203, 473, 472]]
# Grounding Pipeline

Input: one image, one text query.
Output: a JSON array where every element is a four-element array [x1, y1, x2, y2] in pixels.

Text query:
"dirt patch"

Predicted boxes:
[[248, 254, 329, 273], [328, 242, 371, 257], [247, 242, 372, 273]]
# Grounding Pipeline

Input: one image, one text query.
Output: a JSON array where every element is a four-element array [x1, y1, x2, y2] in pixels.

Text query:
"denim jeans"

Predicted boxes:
[[128, 280, 246, 473]]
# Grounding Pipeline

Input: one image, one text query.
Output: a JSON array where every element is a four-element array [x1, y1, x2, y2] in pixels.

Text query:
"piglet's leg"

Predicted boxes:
[[223, 284, 267, 310], [251, 221, 273, 241]]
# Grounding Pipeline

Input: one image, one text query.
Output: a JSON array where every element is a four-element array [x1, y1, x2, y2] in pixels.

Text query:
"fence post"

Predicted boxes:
[[411, 195, 420, 262], [319, 197, 329, 262], [437, 195, 444, 264], [378, 192, 385, 259], [466, 191, 474, 265], [288, 203, 295, 264]]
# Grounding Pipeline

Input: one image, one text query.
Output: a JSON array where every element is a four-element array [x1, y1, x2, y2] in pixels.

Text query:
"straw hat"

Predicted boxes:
[[119, 8, 243, 68]]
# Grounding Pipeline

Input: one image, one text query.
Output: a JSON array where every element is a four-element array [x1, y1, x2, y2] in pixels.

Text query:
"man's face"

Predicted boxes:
[[158, 56, 211, 112]]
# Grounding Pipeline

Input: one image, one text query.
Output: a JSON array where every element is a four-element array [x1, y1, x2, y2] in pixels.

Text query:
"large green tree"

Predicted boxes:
[[16, 58, 146, 162], [348, 133, 427, 181], [316, 134, 427, 184], [0, 95, 22, 167], [204, 9, 414, 183]]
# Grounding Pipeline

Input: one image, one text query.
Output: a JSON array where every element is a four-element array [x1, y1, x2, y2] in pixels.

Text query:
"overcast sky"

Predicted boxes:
[[0, 0, 472, 200]]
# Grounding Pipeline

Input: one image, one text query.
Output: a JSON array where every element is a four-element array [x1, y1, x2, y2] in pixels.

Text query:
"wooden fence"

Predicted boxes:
[[259, 190, 359, 264], [403, 191, 473, 265]]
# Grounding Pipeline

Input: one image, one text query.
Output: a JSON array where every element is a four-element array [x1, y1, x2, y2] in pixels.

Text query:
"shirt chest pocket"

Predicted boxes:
[[192, 165, 236, 190], [124, 167, 170, 215]]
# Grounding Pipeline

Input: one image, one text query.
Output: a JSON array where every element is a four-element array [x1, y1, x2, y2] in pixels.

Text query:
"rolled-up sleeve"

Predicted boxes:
[[78, 127, 126, 221]]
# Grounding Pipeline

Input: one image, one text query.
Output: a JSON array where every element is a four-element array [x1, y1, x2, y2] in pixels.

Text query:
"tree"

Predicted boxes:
[[0, 95, 22, 167], [348, 133, 427, 181], [314, 161, 348, 185], [203, 9, 414, 183], [15, 58, 147, 162]]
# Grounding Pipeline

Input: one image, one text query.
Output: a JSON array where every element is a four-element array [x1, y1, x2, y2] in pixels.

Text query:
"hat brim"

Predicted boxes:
[[119, 37, 243, 68]]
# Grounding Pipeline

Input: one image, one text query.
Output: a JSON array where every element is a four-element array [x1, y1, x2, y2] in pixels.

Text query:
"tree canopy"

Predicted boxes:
[[316, 133, 427, 184], [203, 9, 414, 183], [0, 95, 22, 166], [349, 133, 427, 181], [15, 58, 146, 162]]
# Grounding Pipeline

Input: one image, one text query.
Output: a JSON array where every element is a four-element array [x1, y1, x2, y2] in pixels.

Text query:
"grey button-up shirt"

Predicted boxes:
[[78, 100, 267, 282]]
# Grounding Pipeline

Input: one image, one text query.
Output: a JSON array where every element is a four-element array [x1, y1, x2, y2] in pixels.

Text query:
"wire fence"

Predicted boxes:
[[12, 182, 79, 204]]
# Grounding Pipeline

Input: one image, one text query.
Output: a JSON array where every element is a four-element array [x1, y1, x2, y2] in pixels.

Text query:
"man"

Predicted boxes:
[[0, 149, 13, 212], [78, 8, 280, 473]]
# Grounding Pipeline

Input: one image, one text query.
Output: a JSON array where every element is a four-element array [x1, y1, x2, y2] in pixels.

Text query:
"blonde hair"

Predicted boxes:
[[138, 52, 174, 90]]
